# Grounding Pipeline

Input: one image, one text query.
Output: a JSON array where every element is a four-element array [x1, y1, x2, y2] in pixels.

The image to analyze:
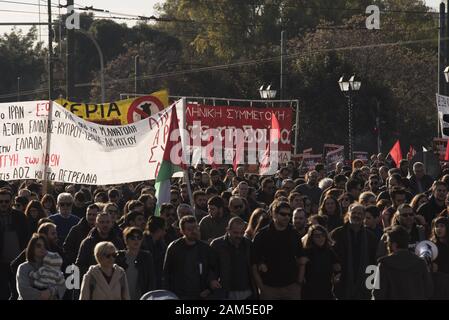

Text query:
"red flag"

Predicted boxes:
[[207, 132, 219, 169], [407, 145, 416, 161], [271, 112, 281, 143], [259, 112, 280, 175], [445, 139, 449, 161], [233, 133, 245, 171], [389, 140, 402, 168]]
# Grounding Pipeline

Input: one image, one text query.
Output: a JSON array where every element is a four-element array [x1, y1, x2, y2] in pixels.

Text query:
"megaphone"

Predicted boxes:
[[415, 240, 438, 266]]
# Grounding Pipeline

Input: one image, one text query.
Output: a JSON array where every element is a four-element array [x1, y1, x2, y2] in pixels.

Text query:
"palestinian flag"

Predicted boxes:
[[154, 105, 185, 216]]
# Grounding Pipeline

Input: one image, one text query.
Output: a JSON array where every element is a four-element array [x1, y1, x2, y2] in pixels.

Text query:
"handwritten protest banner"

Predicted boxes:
[[185, 104, 292, 164], [325, 145, 345, 171], [0, 100, 180, 185], [302, 154, 323, 171]]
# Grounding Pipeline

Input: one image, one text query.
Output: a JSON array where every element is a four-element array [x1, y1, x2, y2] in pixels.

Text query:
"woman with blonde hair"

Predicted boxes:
[[80, 241, 130, 300]]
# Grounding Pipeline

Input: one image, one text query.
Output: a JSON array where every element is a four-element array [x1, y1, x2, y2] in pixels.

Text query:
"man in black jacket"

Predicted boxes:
[[210, 217, 256, 300], [75, 212, 124, 277], [417, 181, 447, 227], [330, 203, 378, 300], [252, 201, 303, 300], [409, 162, 434, 196], [63, 204, 99, 265], [0, 188, 29, 300], [163, 215, 215, 299], [372, 225, 433, 299]]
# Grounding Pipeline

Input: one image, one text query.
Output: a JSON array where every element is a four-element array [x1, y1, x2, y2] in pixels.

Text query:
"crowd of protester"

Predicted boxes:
[[1, 153, 449, 300]]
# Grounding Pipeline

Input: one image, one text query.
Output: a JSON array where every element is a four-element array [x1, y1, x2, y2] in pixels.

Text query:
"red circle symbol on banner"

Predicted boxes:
[[127, 96, 164, 123]]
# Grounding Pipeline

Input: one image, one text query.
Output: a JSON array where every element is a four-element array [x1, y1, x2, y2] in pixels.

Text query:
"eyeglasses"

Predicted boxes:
[[104, 252, 118, 259], [128, 235, 143, 241], [59, 202, 72, 207], [278, 211, 292, 217]]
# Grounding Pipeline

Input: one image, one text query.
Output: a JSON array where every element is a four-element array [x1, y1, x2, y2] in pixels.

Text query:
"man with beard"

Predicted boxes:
[[292, 208, 307, 238], [163, 216, 215, 299], [256, 178, 276, 206], [160, 203, 179, 245], [210, 169, 226, 194], [330, 203, 378, 300], [417, 181, 448, 227], [75, 212, 124, 277], [199, 196, 229, 244], [296, 170, 322, 209], [252, 201, 303, 300], [210, 217, 256, 300], [193, 191, 208, 222]]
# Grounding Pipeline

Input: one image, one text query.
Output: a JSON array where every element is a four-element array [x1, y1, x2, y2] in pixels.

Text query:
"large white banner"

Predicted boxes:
[[0, 100, 177, 185]]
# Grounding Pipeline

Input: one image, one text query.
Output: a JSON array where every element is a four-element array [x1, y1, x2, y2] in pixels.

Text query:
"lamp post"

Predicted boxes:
[[338, 75, 361, 161], [17, 77, 20, 101], [259, 84, 277, 100]]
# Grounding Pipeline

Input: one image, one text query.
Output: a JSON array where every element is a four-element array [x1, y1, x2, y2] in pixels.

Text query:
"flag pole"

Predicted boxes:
[[180, 97, 194, 207]]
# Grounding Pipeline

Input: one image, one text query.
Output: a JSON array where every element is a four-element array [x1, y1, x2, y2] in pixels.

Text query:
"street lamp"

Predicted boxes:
[[338, 75, 361, 160], [444, 66, 449, 83], [259, 84, 277, 99]]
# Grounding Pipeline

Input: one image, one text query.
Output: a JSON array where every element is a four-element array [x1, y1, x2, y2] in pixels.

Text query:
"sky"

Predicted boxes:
[[0, 0, 163, 37], [0, 0, 443, 40]]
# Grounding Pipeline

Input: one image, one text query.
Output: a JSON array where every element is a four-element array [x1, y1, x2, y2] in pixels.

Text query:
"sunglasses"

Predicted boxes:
[[278, 211, 292, 217], [104, 252, 118, 259], [128, 235, 143, 241], [59, 202, 72, 207]]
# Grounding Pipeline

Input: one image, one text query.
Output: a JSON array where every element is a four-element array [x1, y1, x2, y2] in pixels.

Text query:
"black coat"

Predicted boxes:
[[372, 250, 433, 300], [330, 223, 378, 300], [210, 234, 257, 298], [417, 196, 446, 226], [163, 238, 215, 299], [302, 247, 340, 300], [116, 249, 156, 295], [63, 218, 93, 265], [0, 209, 30, 257], [75, 228, 125, 276], [434, 240, 449, 274], [143, 234, 166, 289], [409, 174, 434, 196]]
